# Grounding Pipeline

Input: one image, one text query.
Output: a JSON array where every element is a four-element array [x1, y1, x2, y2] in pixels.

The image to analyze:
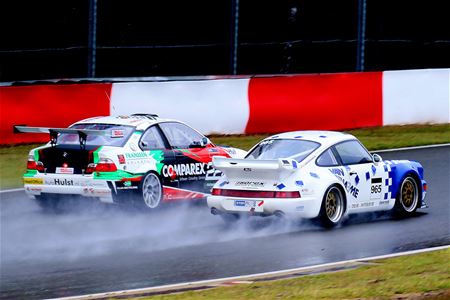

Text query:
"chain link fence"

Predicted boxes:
[[1, 0, 449, 82]]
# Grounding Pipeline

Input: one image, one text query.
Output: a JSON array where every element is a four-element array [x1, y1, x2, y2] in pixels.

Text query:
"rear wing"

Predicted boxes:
[[13, 125, 107, 148], [212, 156, 298, 181]]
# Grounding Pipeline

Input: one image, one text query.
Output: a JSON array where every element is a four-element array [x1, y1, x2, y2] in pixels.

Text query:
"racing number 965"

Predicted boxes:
[[371, 185, 382, 193]]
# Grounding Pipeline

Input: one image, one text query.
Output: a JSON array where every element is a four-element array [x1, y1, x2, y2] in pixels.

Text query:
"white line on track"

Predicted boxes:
[[1, 143, 449, 195], [0, 187, 24, 194], [48, 245, 450, 300], [372, 143, 450, 153]]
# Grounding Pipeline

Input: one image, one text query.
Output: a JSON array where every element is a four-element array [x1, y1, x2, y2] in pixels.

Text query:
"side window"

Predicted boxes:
[[317, 148, 339, 166], [159, 122, 204, 149], [334, 140, 373, 165], [140, 126, 166, 150]]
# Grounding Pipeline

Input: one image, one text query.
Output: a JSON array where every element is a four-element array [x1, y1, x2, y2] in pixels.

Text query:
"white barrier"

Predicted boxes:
[[383, 69, 450, 125], [111, 79, 250, 135]]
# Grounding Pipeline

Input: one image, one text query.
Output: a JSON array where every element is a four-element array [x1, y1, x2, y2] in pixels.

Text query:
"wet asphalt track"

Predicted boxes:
[[0, 146, 449, 299]]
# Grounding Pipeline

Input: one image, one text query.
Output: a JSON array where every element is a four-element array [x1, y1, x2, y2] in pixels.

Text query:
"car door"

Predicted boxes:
[[158, 122, 212, 193], [138, 125, 177, 188], [333, 140, 388, 212]]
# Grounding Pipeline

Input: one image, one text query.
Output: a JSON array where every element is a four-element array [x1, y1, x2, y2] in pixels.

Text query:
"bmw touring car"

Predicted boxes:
[[207, 131, 427, 227], [15, 114, 245, 210]]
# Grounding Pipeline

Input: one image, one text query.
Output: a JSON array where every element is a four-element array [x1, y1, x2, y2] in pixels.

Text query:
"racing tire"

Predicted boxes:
[[394, 176, 420, 217], [138, 172, 163, 209], [318, 185, 345, 228]]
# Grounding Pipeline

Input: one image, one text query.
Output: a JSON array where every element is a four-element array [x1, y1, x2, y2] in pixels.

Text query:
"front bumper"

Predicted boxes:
[[207, 195, 321, 219], [23, 174, 113, 203]]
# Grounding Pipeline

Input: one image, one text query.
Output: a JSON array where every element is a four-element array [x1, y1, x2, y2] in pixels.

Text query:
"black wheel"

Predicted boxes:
[[139, 172, 163, 209], [318, 185, 345, 228], [394, 176, 420, 216]]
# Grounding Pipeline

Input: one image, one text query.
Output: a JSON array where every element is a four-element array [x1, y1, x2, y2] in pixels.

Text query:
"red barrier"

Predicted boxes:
[[0, 84, 112, 144], [246, 72, 383, 134]]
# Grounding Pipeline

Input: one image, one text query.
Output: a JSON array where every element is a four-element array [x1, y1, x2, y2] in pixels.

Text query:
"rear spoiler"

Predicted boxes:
[[212, 156, 298, 181], [13, 125, 107, 148]]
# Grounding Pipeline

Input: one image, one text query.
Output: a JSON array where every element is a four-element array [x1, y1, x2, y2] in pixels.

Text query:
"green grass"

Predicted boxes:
[[127, 248, 450, 300], [211, 124, 450, 151], [0, 144, 37, 189], [1, 124, 449, 189]]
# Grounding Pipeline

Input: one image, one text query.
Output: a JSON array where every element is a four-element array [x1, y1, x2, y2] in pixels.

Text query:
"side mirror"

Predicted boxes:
[[200, 137, 209, 147], [140, 140, 148, 149], [189, 138, 209, 148], [373, 153, 382, 163]]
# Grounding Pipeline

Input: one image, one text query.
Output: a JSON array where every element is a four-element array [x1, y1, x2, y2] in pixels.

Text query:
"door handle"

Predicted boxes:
[[349, 171, 357, 176]]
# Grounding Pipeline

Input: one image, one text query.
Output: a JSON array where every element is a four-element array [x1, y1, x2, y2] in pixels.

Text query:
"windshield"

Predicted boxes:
[[57, 124, 134, 147], [246, 139, 320, 161]]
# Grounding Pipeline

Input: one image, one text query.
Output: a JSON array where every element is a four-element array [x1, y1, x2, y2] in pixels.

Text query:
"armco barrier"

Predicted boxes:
[[0, 69, 448, 145], [0, 84, 111, 144], [246, 72, 382, 134]]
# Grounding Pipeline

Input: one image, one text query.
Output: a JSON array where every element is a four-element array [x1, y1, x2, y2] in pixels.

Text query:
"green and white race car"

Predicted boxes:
[[16, 114, 245, 210]]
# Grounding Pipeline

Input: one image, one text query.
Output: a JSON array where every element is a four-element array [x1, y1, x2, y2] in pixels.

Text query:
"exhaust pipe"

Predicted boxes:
[[211, 207, 222, 215]]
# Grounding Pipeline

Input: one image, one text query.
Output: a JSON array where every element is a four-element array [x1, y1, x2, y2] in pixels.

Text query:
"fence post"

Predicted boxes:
[[88, 0, 97, 78], [356, 0, 367, 72], [230, 0, 240, 75]]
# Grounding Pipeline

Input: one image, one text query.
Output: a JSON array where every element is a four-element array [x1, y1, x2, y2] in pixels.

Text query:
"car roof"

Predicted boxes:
[[263, 130, 357, 147], [73, 115, 178, 130]]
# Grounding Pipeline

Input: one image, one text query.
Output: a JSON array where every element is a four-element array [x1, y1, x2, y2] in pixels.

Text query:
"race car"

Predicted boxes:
[[15, 114, 246, 210], [207, 131, 428, 227]]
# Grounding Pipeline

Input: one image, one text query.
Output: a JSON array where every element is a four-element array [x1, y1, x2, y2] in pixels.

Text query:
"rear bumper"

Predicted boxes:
[[23, 174, 113, 203], [207, 195, 321, 219]]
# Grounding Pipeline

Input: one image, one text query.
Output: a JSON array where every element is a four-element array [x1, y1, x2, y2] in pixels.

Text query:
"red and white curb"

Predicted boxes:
[[47, 245, 450, 300]]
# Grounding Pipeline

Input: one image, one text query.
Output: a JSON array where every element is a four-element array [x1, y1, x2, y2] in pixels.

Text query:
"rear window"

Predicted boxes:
[[57, 124, 134, 147], [246, 139, 320, 161]]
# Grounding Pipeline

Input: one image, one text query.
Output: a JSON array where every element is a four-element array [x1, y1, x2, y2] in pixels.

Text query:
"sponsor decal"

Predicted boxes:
[[56, 167, 74, 174], [117, 186, 138, 190], [296, 205, 304, 211], [329, 168, 344, 177], [219, 181, 229, 187], [205, 162, 223, 180], [243, 168, 252, 172], [379, 200, 389, 205], [276, 183, 286, 190], [351, 201, 374, 208], [295, 180, 304, 186], [23, 178, 44, 185], [329, 168, 359, 198], [111, 129, 124, 138], [224, 148, 236, 155], [125, 152, 149, 159], [162, 163, 207, 178], [309, 172, 320, 179], [234, 200, 256, 208], [235, 181, 264, 188], [54, 178, 74, 186], [117, 154, 126, 164]]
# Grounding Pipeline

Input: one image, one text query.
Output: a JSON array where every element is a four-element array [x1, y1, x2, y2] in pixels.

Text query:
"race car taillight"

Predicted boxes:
[[211, 188, 300, 198], [86, 158, 117, 173], [27, 158, 45, 172]]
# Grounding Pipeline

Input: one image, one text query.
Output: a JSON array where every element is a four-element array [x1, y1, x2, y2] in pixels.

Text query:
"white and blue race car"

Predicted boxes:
[[207, 131, 428, 227]]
